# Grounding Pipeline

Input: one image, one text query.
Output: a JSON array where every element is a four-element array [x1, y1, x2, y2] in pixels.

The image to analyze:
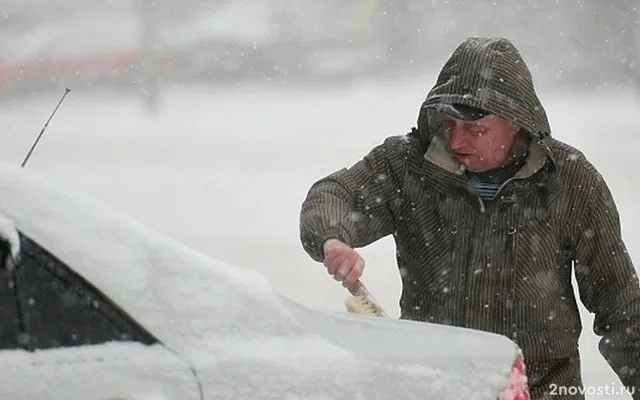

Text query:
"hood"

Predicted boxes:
[[417, 37, 552, 149]]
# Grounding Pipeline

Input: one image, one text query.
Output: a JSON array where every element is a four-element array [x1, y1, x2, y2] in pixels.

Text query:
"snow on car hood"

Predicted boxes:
[[0, 162, 520, 398]]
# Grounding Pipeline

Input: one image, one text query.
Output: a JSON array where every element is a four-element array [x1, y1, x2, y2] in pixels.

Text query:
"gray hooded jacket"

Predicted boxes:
[[299, 37, 640, 398]]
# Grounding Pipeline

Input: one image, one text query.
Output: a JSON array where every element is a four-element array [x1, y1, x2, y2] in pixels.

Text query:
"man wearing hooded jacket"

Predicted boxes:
[[299, 37, 640, 399]]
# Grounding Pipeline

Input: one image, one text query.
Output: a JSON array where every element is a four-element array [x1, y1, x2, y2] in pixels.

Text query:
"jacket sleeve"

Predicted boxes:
[[299, 135, 408, 262], [572, 161, 640, 395]]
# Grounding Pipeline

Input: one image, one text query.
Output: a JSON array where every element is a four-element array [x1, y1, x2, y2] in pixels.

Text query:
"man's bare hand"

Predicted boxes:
[[322, 238, 364, 288]]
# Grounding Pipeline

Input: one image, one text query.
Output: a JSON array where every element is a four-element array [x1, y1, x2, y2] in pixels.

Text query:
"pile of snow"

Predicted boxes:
[[0, 160, 520, 399]]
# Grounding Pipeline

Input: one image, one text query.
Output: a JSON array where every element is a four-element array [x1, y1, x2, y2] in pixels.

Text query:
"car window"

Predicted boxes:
[[13, 233, 157, 350]]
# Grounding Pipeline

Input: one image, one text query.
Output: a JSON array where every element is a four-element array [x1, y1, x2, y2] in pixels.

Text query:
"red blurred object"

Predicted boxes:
[[497, 349, 530, 400], [0, 49, 173, 89]]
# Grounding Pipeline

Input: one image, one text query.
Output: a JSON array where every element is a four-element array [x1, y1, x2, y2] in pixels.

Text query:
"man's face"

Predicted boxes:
[[442, 114, 519, 172]]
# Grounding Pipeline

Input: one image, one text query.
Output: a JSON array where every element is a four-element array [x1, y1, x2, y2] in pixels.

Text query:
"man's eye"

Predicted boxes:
[[468, 125, 487, 134], [442, 123, 454, 133]]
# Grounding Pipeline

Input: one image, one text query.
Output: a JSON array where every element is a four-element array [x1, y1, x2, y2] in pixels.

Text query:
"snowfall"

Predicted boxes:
[[0, 74, 638, 399]]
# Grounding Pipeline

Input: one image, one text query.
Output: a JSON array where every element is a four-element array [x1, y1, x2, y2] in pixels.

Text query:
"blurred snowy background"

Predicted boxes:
[[1, 1, 640, 398], [1, 0, 640, 101]]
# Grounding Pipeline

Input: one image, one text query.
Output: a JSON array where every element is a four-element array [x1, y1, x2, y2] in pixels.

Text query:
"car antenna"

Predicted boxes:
[[21, 88, 71, 168]]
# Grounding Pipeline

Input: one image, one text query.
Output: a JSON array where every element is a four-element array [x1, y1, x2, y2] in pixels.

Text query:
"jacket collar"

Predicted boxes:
[[424, 134, 554, 180]]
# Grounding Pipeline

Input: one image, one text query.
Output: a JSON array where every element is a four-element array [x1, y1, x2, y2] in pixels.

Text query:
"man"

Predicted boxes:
[[299, 37, 640, 399]]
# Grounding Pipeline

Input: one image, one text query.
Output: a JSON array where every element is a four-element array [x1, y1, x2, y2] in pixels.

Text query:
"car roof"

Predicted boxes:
[[0, 162, 298, 346]]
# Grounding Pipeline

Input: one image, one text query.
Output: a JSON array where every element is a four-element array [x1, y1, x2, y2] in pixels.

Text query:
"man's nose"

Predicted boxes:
[[447, 126, 468, 150]]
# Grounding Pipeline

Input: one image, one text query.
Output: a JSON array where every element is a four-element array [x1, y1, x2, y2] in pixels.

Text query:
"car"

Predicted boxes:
[[0, 160, 529, 399], [0, 4, 173, 99]]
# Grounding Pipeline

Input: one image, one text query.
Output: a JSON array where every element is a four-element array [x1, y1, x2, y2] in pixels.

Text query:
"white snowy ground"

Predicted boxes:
[[0, 75, 638, 398]]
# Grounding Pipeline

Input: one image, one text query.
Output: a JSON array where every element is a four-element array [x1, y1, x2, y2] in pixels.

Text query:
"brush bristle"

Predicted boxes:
[[345, 295, 382, 316]]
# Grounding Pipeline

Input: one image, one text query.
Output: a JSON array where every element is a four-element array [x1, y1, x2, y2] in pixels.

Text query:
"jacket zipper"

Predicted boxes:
[[464, 176, 521, 326], [464, 194, 486, 325], [463, 176, 512, 324]]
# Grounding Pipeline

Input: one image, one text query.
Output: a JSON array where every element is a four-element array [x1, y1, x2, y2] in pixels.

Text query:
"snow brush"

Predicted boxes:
[[344, 280, 387, 317]]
